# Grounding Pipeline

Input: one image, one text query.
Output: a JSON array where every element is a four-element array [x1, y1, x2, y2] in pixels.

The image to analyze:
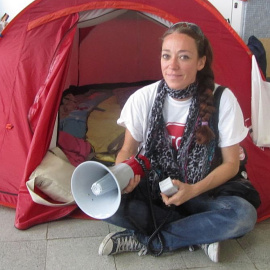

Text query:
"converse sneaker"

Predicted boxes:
[[99, 230, 147, 256], [200, 242, 220, 263]]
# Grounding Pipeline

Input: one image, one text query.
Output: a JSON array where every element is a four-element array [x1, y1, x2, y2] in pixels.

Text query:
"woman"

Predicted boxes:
[[98, 22, 257, 263]]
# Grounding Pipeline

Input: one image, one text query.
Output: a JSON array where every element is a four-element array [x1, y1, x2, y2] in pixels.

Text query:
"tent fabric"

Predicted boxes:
[[0, 0, 269, 230]]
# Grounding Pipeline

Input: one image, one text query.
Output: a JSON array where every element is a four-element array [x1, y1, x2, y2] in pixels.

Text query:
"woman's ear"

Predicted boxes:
[[197, 56, 206, 71]]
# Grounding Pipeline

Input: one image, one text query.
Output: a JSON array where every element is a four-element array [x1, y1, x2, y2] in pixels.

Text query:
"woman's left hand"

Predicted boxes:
[[161, 180, 195, 206]]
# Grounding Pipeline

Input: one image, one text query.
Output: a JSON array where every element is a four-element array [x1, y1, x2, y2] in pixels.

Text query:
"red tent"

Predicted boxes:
[[0, 0, 269, 229]]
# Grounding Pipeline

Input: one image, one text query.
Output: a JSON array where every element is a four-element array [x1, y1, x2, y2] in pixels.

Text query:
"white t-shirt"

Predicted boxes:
[[117, 80, 248, 154]]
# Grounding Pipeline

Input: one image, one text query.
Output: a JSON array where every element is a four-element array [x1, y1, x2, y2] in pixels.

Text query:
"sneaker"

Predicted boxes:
[[200, 242, 220, 263], [99, 230, 147, 256]]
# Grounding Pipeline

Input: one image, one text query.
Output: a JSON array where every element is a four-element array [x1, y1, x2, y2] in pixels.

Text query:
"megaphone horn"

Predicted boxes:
[[71, 155, 150, 219]]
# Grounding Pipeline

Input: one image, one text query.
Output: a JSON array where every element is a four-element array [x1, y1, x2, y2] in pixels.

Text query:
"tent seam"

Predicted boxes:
[[27, 1, 178, 31]]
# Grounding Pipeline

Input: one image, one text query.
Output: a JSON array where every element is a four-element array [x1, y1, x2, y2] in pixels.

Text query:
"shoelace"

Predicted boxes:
[[115, 236, 142, 253], [138, 246, 148, 256]]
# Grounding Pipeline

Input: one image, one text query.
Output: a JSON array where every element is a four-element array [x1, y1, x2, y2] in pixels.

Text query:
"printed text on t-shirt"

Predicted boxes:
[[166, 122, 185, 150]]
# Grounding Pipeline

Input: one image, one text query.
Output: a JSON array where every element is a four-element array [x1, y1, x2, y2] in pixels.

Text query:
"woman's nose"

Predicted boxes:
[[169, 57, 179, 69]]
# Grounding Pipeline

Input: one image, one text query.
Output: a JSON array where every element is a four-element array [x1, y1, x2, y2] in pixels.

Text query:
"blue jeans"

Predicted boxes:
[[104, 178, 257, 253]]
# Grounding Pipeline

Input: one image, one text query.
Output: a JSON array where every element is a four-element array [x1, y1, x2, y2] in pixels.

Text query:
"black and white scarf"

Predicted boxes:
[[144, 80, 216, 198]]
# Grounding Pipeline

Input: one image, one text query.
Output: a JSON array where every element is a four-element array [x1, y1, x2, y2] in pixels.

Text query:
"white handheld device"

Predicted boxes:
[[159, 177, 178, 197]]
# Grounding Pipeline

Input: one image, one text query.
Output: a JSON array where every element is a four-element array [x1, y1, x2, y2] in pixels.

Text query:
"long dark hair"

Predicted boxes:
[[162, 22, 216, 144]]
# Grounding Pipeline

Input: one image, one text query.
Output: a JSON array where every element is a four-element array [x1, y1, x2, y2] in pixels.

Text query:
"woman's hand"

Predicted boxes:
[[122, 175, 141, 194], [161, 180, 195, 206], [161, 144, 241, 207]]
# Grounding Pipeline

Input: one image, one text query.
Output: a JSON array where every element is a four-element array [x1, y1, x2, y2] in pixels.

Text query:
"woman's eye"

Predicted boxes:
[[162, 54, 170, 60], [179, 55, 190, 60]]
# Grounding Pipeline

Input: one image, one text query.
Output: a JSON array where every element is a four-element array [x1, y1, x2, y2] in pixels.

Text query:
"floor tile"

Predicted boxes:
[[254, 263, 270, 270], [181, 239, 256, 268], [46, 236, 116, 270], [0, 240, 47, 270], [237, 222, 270, 264], [0, 206, 47, 242], [114, 250, 187, 270], [47, 218, 109, 239]]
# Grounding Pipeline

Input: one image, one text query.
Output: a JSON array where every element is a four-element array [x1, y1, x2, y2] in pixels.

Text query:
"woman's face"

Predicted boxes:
[[161, 32, 206, 90]]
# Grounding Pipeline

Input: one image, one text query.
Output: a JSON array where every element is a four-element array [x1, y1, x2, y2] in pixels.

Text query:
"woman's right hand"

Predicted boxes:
[[116, 129, 141, 195], [122, 175, 141, 194]]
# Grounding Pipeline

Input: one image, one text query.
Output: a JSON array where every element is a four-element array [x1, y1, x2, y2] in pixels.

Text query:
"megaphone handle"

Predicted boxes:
[[136, 158, 148, 174], [134, 148, 150, 177]]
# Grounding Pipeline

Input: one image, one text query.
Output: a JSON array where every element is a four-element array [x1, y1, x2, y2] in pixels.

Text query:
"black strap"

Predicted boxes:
[[209, 86, 261, 208], [134, 152, 170, 257], [209, 86, 226, 171], [213, 85, 226, 143]]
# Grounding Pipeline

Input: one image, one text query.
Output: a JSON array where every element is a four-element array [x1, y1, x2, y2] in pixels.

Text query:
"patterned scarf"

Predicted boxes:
[[145, 80, 216, 199]]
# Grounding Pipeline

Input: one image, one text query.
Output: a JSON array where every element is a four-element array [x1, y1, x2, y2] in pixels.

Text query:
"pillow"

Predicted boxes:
[[26, 147, 75, 206]]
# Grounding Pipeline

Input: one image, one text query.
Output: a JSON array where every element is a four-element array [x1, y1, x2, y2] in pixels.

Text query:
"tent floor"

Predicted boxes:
[[1, 205, 269, 269]]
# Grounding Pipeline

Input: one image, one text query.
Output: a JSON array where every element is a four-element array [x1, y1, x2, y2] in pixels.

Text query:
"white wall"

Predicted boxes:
[[207, 0, 245, 37], [0, 0, 34, 21]]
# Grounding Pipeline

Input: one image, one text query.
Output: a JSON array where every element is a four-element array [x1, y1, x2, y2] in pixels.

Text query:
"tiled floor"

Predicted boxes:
[[0, 205, 269, 270]]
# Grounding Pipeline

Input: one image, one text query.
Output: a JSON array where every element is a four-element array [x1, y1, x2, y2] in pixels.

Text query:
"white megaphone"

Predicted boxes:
[[71, 155, 150, 219]]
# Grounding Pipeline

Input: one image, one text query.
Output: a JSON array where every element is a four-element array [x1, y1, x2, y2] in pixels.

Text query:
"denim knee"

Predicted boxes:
[[225, 196, 257, 237]]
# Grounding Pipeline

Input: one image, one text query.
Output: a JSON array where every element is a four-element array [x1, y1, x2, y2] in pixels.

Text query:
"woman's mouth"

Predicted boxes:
[[166, 74, 182, 79]]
